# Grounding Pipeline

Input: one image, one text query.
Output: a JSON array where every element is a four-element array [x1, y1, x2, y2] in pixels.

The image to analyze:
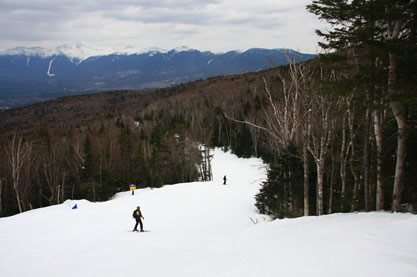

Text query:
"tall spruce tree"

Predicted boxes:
[[307, 0, 417, 212], [255, 144, 304, 218]]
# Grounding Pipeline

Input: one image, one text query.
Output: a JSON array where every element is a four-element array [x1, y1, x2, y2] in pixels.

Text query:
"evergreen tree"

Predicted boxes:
[[131, 140, 147, 188], [150, 145, 164, 188], [118, 126, 133, 184], [80, 135, 102, 201], [307, 0, 417, 211], [231, 124, 254, 158], [255, 144, 304, 218]]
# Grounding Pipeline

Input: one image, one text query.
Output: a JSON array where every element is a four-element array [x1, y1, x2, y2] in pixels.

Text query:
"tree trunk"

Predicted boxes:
[[350, 141, 359, 212], [14, 184, 23, 214], [316, 158, 325, 216], [316, 131, 328, 216], [388, 51, 408, 212], [363, 109, 371, 212], [350, 165, 359, 212], [328, 157, 335, 214], [340, 113, 348, 211], [60, 171, 66, 204], [12, 152, 23, 214], [348, 108, 359, 212], [391, 102, 407, 212], [6, 134, 32, 214], [374, 109, 385, 210], [303, 130, 309, 216], [308, 97, 334, 216], [57, 185, 60, 204]]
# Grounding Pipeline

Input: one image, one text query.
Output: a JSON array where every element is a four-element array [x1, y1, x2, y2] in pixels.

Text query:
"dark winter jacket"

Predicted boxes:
[[133, 209, 143, 220]]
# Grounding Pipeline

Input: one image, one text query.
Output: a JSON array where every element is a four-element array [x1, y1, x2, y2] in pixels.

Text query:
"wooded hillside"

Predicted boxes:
[[1, 0, 416, 217], [1, 57, 415, 217]]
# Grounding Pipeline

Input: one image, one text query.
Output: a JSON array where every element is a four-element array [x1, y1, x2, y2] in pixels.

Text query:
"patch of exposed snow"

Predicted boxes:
[[46, 57, 56, 77], [173, 46, 195, 52], [113, 46, 168, 56], [0, 43, 113, 64]]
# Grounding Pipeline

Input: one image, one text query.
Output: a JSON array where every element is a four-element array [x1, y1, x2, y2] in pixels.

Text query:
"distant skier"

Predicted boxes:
[[223, 175, 227, 185], [132, 206, 145, 232]]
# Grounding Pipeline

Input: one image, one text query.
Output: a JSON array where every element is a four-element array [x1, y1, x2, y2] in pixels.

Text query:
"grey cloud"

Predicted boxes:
[[68, 0, 221, 13], [100, 0, 220, 9], [0, 0, 222, 27], [102, 7, 214, 25], [0, 0, 321, 53], [1, 0, 292, 28], [100, 3, 284, 29], [0, 0, 81, 14]]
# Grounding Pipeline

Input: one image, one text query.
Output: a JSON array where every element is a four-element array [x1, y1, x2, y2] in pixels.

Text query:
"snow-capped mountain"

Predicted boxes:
[[55, 42, 112, 63], [0, 46, 56, 58], [0, 42, 110, 63], [0, 44, 316, 108], [114, 46, 169, 56], [0, 43, 198, 63]]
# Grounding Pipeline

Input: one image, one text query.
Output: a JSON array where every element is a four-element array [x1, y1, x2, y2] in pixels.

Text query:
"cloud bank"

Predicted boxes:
[[0, 0, 325, 53]]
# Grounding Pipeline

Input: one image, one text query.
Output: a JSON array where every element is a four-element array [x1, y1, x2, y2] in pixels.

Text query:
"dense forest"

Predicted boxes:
[[0, 0, 416, 218]]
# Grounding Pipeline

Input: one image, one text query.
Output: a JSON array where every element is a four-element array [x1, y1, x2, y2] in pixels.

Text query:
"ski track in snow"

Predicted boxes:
[[47, 57, 56, 77], [0, 149, 417, 277]]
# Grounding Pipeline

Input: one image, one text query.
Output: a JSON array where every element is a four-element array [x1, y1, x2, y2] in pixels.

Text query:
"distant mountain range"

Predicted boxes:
[[0, 44, 316, 108]]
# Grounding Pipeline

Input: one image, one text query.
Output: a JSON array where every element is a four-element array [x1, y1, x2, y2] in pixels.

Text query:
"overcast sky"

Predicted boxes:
[[0, 0, 326, 54]]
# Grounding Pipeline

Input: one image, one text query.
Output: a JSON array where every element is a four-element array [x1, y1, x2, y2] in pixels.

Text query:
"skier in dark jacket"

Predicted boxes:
[[132, 206, 144, 232], [223, 175, 227, 185]]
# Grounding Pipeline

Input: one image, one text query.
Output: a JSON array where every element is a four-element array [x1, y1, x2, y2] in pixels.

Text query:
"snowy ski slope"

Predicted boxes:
[[1, 149, 417, 277]]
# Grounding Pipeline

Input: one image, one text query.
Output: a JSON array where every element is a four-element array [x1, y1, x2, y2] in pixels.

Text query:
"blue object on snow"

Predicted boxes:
[[132, 190, 135, 196], [72, 204, 78, 209]]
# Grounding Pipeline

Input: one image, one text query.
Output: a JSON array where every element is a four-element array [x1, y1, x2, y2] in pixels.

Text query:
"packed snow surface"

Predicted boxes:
[[1, 149, 417, 277]]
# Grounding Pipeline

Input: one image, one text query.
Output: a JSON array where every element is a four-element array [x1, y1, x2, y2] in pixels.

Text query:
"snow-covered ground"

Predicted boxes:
[[1, 149, 417, 277]]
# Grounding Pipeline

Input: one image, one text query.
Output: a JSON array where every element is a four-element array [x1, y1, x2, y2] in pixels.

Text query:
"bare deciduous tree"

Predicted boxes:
[[307, 91, 338, 216], [374, 108, 385, 210], [40, 140, 68, 205], [4, 133, 33, 213], [225, 60, 319, 216]]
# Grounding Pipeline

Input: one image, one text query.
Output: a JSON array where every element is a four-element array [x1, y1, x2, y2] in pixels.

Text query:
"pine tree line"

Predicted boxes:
[[0, 115, 203, 215], [254, 0, 417, 218]]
